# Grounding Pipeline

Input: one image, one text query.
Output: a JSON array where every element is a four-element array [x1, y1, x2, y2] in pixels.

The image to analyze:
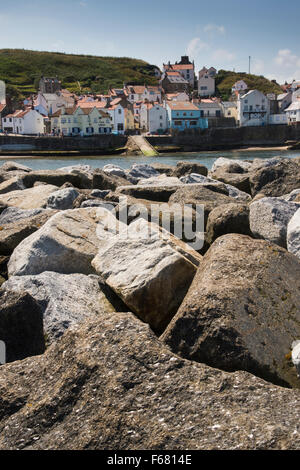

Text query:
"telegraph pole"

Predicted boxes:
[[249, 56, 251, 74]]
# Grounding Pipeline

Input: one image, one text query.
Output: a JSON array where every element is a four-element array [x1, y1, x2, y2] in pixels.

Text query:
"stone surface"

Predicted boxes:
[[117, 184, 179, 202], [249, 157, 300, 197], [20, 170, 92, 190], [172, 161, 208, 178], [162, 234, 300, 388], [92, 169, 130, 191], [0, 177, 26, 195], [287, 208, 300, 258], [211, 157, 252, 173], [0, 185, 59, 210], [210, 167, 251, 194], [138, 175, 182, 186], [0, 210, 56, 255], [7, 208, 112, 277], [1, 312, 300, 449], [0, 207, 49, 225], [92, 218, 199, 333], [47, 188, 80, 210], [102, 164, 126, 178], [206, 203, 251, 245], [0, 289, 44, 363], [1, 161, 32, 173], [250, 197, 299, 248], [126, 164, 158, 181], [3, 272, 120, 344]]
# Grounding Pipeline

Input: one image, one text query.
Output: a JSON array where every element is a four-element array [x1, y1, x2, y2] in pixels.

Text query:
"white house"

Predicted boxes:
[[126, 85, 162, 104], [51, 106, 112, 136], [140, 102, 168, 133], [2, 109, 45, 134], [277, 92, 292, 112], [232, 80, 248, 94], [165, 92, 189, 102], [197, 100, 222, 117], [269, 114, 288, 125], [237, 90, 270, 127], [285, 101, 300, 123], [198, 69, 215, 97], [106, 101, 126, 134], [163, 56, 195, 88], [37, 91, 76, 116]]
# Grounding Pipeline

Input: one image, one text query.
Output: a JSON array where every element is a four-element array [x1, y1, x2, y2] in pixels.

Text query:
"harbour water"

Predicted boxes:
[[1, 148, 300, 171]]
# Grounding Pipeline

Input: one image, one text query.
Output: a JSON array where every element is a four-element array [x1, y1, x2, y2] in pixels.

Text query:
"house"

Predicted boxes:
[[51, 106, 112, 136], [36, 90, 76, 115], [221, 101, 238, 120], [106, 97, 134, 134], [165, 92, 189, 102], [277, 92, 292, 112], [285, 101, 300, 123], [140, 102, 168, 134], [292, 88, 300, 102], [2, 108, 45, 135], [163, 56, 195, 88], [161, 72, 189, 94], [0, 80, 5, 105], [197, 100, 222, 117], [198, 68, 216, 97], [237, 90, 270, 127], [269, 114, 288, 125], [39, 77, 62, 94], [126, 85, 162, 103], [232, 80, 248, 94], [165, 101, 208, 132]]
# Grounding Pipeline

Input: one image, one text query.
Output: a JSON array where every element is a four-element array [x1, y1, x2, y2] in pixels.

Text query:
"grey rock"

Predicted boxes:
[[3, 272, 118, 344], [287, 208, 300, 258], [102, 164, 126, 178], [162, 234, 300, 389], [90, 189, 110, 199], [0, 185, 59, 210], [206, 203, 251, 245], [1, 312, 300, 449], [250, 197, 299, 248], [0, 207, 48, 225], [211, 157, 252, 173], [0, 161, 32, 172], [172, 161, 208, 178], [127, 164, 158, 181], [47, 188, 80, 210], [0, 177, 25, 195]]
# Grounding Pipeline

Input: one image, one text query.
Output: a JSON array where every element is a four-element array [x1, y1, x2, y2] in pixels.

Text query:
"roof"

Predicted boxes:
[[164, 63, 194, 71], [277, 93, 289, 100], [127, 85, 146, 94], [285, 102, 300, 111], [222, 101, 237, 108], [0, 104, 6, 113], [167, 101, 199, 111], [165, 75, 189, 84]]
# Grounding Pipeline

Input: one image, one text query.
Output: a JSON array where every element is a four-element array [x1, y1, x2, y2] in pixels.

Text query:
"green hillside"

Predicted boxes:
[[0, 49, 159, 103], [216, 70, 282, 100]]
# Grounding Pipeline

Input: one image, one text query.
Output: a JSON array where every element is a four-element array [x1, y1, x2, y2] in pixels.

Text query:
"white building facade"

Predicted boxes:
[[285, 102, 300, 123], [2, 109, 45, 134], [140, 103, 168, 133], [237, 90, 270, 127]]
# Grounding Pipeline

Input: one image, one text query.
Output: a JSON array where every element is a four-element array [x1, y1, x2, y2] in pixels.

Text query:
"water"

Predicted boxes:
[[1, 148, 300, 171]]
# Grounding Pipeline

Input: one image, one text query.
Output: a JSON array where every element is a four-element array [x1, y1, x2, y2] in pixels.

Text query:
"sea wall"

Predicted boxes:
[[0, 134, 127, 152], [148, 124, 300, 151]]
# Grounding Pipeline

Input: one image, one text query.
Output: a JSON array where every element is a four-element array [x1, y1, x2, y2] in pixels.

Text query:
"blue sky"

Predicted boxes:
[[1, 0, 300, 83]]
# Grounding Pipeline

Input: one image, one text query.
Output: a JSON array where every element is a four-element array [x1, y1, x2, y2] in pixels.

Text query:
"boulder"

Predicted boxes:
[[20, 170, 92, 190], [210, 167, 251, 194], [1, 312, 300, 449], [8, 208, 115, 277], [47, 188, 80, 210], [138, 175, 182, 186], [250, 197, 299, 248], [102, 164, 126, 178], [206, 203, 251, 245], [162, 234, 300, 388], [172, 161, 208, 178], [211, 157, 252, 173], [116, 184, 179, 202], [287, 208, 300, 258], [0, 185, 59, 210], [90, 189, 110, 199], [92, 218, 200, 333], [0, 207, 50, 225], [178, 175, 251, 202], [3, 272, 120, 344], [0, 161, 32, 172], [0, 177, 25, 195], [58, 164, 93, 174], [0, 289, 44, 363], [126, 164, 158, 181], [151, 162, 174, 176], [92, 169, 131, 191], [249, 157, 300, 197], [0, 210, 56, 255]]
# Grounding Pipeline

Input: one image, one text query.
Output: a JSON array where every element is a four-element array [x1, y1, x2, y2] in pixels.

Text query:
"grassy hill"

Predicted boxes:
[[216, 70, 282, 101], [0, 49, 159, 104]]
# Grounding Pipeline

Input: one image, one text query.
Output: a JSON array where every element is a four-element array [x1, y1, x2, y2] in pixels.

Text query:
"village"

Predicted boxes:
[[0, 55, 300, 138]]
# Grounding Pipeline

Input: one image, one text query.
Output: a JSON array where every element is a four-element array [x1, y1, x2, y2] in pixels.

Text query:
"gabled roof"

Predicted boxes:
[[0, 104, 6, 113], [167, 101, 199, 111], [285, 101, 300, 111]]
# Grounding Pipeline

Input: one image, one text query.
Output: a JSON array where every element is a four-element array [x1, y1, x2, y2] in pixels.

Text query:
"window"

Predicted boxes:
[[190, 121, 197, 126], [174, 120, 182, 126], [200, 86, 207, 90], [183, 112, 186, 116], [118, 108, 122, 114], [117, 123, 124, 131], [160, 115, 163, 119]]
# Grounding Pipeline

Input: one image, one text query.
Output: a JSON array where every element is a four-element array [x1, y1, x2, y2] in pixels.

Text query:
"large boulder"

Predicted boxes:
[[1, 312, 300, 449], [249, 157, 300, 197], [0, 210, 56, 255], [287, 208, 300, 258], [8, 208, 116, 277], [172, 161, 208, 178], [3, 272, 120, 344], [46, 188, 80, 210], [92, 169, 130, 191], [161, 234, 300, 388], [20, 169, 92, 190], [250, 197, 300, 248], [92, 218, 200, 333], [0, 161, 32, 173], [138, 175, 182, 186], [102, 164, 126, 178], [126, 163, 158, 182], [0, 185, 59, 210], [0, 207, 49, 225], [0, 289, 44, 363], [211, 157, 252, 173], [206, 203, 251, 245], [210, 167, 251, 194], [0, 177, 25, 195], [116, 184, 179, 202]]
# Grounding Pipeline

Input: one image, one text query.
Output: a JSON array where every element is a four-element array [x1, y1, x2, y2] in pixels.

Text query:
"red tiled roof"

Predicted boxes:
[[0, 104, 6, 113], [167, 101, 199, 111]]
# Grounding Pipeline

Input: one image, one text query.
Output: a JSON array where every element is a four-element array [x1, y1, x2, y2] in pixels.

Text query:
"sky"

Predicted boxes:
[[0, 0, 300, 84]]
